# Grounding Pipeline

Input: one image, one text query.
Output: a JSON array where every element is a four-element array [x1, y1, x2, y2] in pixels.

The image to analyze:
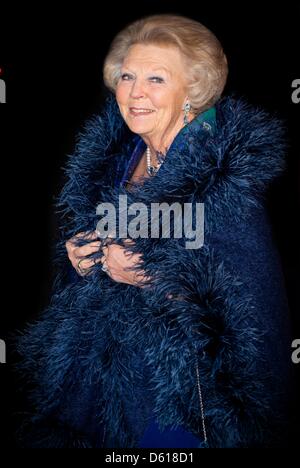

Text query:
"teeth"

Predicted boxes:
[[131, 109, 153, 113]]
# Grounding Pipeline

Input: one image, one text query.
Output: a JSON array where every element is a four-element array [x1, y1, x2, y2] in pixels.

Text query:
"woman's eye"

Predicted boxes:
[[149, 76, 164, 83], [121, 73, 133, 81], [120, 74, 164, 83]]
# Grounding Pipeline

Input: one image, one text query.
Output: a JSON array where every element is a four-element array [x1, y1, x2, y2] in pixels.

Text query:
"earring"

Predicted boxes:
[[183, 102, 191, 125]]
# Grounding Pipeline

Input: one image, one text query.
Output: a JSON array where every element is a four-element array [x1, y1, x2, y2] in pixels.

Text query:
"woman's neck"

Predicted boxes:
[[141, 113, 195, 159]]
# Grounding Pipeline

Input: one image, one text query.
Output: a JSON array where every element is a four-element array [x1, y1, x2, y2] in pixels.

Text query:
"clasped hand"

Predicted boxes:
[[65, 231, 148, 287]]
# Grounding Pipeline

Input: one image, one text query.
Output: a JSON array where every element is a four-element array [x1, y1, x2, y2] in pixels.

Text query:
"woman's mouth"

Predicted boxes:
[[129, 107, 155, 117]]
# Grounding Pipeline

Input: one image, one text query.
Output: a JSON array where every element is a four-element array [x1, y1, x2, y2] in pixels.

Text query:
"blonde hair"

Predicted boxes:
[[103, 14, 228, 114]]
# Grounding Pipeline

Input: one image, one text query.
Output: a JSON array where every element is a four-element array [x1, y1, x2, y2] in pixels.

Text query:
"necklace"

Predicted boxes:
[[146, 146, 165, 177]]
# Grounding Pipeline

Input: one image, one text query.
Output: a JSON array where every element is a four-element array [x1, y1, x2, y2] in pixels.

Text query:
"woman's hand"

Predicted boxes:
[[65, 231, 102, 276], [66, 231, 149, 287], [100, 239, 149, 287]]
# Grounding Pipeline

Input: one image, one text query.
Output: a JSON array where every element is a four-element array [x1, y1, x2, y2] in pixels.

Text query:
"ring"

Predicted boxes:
[[101, 261, 109, 273], [77, 258, 87, 275]]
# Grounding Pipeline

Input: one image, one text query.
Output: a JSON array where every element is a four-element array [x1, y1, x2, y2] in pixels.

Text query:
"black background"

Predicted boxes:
[[0, 1, 299, 448]]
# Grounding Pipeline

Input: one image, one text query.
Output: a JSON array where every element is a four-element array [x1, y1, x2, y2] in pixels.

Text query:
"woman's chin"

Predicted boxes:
[[127, 121, 154, 135]]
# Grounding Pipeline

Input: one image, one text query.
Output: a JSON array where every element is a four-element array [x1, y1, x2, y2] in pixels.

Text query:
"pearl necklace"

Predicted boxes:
[[146, 146, 164, 177]]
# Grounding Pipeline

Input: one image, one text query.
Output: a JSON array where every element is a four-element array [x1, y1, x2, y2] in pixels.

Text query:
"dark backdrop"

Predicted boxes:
[[0, 1, 299, 448]]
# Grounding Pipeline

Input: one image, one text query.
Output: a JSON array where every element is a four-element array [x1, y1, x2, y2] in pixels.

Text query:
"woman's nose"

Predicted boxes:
[[129, 79, 146, 99]]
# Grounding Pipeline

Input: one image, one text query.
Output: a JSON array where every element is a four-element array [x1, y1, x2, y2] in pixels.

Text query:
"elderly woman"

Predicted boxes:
[[17, 15, 292, 448]]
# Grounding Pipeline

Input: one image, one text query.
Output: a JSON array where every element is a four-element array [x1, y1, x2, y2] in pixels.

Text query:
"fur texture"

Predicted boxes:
[[15, 94, 291, 448]]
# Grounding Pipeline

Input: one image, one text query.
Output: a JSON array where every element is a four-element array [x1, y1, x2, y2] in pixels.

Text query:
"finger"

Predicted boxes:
[[106, 230, 117, 239], [83, 231, 99, 240], [102, 245, 109, 257], [75, 242, 101, 258], [92, 257, 102, 265], [96, 228, 116, 240], [73, 231, 99, 243], [76, 258, 93, 272], [123, 238, 135, 246], [76, 257, 102, 272], [73, 231, 93, 240], [100, 256, 106, 265], [67, 231, 98, 248], [76, 231, 90, 238], [78, 241, 101, 250], [122, 239, 136, 256], [68, 236, 91, 250], [87, 241, 102, 247]]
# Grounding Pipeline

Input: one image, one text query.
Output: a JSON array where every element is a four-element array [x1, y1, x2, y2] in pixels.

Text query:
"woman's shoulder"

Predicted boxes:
[[186, 95, 288, 225]]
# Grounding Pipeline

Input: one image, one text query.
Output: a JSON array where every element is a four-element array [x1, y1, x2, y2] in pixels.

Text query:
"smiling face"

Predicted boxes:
[[116, 43, 190, 151]]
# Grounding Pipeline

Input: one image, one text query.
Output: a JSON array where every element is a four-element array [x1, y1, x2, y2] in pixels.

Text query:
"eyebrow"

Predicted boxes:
[[121, 66, 171, 76], [151, 67, 170, 75]]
